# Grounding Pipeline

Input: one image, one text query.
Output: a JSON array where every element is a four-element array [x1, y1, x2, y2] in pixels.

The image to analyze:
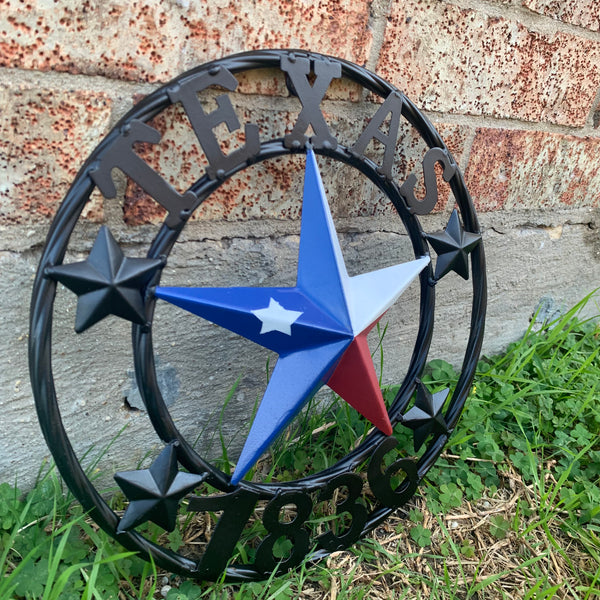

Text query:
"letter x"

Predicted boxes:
[[281, 55, 341, 150]]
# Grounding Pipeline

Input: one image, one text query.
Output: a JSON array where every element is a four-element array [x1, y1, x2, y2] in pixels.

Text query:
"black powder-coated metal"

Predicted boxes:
[[29, 49, 487, 581]]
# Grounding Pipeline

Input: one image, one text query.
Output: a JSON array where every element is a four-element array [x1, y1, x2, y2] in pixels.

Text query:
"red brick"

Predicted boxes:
[[378, 0, 600, 126], [465, 128, 600, 212], [522, 0, 600, 32], [0, 85, 112, 223], [0, 0, 372, 84], [121, 103, 361, 225], [120, 90, 470, 224]]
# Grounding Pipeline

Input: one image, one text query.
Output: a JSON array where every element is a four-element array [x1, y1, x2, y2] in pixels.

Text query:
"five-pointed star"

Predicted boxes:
[[46, 226, 163, 333], [114, 443, 206, 533], [252, 298, 303, 335], [402, 382, 450, 452], [156, 149, 430, 484], [426, 209, 481, 280]]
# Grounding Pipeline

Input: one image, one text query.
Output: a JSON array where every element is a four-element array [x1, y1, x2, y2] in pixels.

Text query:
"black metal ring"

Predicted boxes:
[[29, 49, 486, 580]]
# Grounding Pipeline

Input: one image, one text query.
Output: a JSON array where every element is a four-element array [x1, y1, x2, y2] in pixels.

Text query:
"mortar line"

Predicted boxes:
[[0, 65, 156, 95], [364, 0, 394, 73], [423, 110, 600, 139], [586, 86, 600, 131], [450, 0, 600, 42], [2, 63, 596, 141]]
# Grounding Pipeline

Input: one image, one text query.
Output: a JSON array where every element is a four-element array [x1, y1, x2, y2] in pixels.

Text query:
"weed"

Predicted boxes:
[[413, 292, 600, 522]]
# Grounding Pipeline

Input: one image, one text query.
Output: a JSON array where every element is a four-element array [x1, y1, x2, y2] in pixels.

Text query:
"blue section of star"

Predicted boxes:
[[154, 286, 353, 355]]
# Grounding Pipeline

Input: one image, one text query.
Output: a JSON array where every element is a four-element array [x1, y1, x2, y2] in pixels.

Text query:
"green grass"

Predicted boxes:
[[2, 291, 599, 598], [0, 469, 143, 599]]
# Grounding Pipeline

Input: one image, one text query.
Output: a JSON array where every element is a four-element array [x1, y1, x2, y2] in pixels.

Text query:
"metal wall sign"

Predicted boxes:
[[29, 49, 486, 581]]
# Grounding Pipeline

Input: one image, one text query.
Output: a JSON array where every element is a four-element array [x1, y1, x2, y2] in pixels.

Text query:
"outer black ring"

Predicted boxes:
[[29, 49, 486, 579]]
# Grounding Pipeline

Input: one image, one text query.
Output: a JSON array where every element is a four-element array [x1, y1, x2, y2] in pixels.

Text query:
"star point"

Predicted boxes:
[[426, 209, 481, 280], [114, 443, 206, 533], [46, 226, 163, 333], [326, 327, 393, 437]]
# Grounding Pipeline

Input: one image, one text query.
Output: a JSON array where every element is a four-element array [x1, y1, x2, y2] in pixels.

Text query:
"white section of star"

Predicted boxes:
[[300, 147, 430, 336], [344, 257, 430, 335], [251, 298, 303, 335]]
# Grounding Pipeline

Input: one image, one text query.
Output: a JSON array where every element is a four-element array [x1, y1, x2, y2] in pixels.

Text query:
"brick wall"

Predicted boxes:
[[1, 0, 599, 484], [1, 0, 599, 225]]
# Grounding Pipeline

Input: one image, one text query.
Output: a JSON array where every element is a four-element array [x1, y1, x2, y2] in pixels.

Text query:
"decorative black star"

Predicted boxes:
[[114, 443, 207, 533], [46, 226, 163, 333], [425, 209, 481, 280], [401, 382, 450, 452]]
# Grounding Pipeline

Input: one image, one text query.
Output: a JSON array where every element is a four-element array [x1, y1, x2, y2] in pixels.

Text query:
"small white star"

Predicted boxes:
[[252, 298, 303, 335]]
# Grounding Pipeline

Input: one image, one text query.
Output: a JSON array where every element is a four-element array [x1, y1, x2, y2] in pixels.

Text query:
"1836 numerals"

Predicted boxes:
[[187, 436, 418, 577]]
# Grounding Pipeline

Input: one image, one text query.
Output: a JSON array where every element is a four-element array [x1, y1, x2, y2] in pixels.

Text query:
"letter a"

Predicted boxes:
[[351, 91, 404, 179]]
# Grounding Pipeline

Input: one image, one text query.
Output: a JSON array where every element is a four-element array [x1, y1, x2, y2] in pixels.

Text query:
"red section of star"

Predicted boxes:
[[326, 320, 393, 436]]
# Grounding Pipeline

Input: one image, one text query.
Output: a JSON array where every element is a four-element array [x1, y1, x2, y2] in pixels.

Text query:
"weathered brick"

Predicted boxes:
[[0, 83, 112, 223], [229, 69, 362, 103], [522, 0, 600, 32], [465, 128, 600, 212], [119, 90, 470, 224], [378, 0, 600, 126], [0, 0, 372, 84]]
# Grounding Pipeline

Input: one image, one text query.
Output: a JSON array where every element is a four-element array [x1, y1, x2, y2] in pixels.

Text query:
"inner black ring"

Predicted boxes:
[[133, 140, 434, 495]]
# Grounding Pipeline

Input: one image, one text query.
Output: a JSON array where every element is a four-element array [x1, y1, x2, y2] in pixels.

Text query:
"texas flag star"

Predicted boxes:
[[252, 298, 303, 335], [155, 149, 430, 484]]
